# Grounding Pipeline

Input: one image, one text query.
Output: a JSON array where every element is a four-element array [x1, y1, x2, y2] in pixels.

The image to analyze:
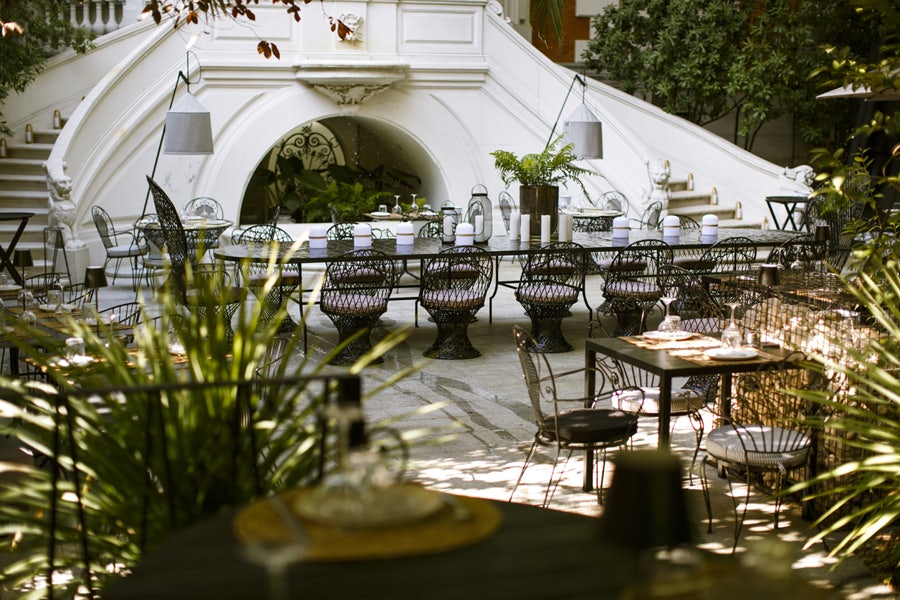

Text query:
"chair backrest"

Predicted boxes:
[[498, 192, 514, 233], [658, 264, 723, 332], [766, 236, 820, 269], [520, 242, 587, 289], [62, 282, 94, 310], [25, 273, 61, 302], [91, 206, 117, 249], [420, 246, 493, 301], [100, 301, 143, 328], [322, 249, 395, 300], [237, 224, 294, 245], [729, 352, 819, 454], [697, 237, 757, 275], [603, 239, 673, 285], [417, 220, 442, 239], [329, 204, 342, 224], [512, 325, 557, 430], [326, 222, 356, 241], [147, 176, 189, 302], [639, 201, 663, 229], [183, 197, 224, 220], [601, 190, 630, 215]]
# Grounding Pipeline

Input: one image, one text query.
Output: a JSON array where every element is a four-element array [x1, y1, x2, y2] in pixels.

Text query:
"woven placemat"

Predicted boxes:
[[233, 486, 502, 562], [621, 335, 781, 366]]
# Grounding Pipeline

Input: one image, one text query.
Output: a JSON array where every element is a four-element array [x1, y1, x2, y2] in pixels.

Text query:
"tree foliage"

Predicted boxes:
[[0, 0, 94, 136], [581, 0, 874, 152]]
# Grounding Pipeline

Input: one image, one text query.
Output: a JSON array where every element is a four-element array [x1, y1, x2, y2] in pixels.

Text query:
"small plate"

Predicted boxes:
[[169, 343, 186, 355], [643, 330, 694, 342], [703, 348, 758, 361], [293, 484, 444, 528], [370, 212, 391, 218], [0, 284, 21, 292], [38, 304, 59, 312]]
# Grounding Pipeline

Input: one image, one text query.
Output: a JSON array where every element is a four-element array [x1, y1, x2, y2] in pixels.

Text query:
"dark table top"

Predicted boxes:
[[102, 497, 635, 600], [0, 211, 35, 221], [214, 228, 801, 265]]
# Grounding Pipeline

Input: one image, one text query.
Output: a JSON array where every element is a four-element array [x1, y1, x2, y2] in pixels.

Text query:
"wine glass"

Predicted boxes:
[[20, 289, 36, 326], [407, 193, 419, 217], [392, 194, 403, 215], [242, 494, 309, 600], [660, 287, 677, 320], [721, 301, 742, 351]]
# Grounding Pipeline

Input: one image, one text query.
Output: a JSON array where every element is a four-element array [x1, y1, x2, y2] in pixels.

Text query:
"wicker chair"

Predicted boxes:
[[511, 326, 639, 507], [183, 197, 224, 220], [419, 246, 493, 359], [599, 239, 673, 336], [320, 249, 394, 366], [690, 237, 757, 305], [326, 222, 356, 241], [600, 190, 630, 215], [515, 242, 587, 353], [629, 201, 663, 230]]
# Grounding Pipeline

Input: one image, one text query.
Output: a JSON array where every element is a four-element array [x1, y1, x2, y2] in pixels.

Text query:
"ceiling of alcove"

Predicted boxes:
[[239, 116, 448, 225]]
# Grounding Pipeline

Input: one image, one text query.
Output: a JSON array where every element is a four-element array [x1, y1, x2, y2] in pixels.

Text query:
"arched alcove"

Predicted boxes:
[[239, 115, 447, 225]]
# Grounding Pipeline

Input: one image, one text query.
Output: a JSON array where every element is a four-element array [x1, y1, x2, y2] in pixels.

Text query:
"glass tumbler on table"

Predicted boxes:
[[721, 302, 743, 351]]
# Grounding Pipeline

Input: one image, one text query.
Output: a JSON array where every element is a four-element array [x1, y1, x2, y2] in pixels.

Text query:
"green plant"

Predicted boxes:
[[490, 136, 593, 197], [786, 237, 900, 573], [0, 257, 424, 596], [307, 180, 391, 222]]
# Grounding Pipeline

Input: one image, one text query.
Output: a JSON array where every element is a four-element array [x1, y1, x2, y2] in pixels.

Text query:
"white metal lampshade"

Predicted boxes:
[[563, 103, 603, 159], [164, 92, 214, 155]]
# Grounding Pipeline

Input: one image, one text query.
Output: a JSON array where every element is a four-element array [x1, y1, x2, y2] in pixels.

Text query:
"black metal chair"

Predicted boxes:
[[515, 242, 587, 353], [511, 325, 639, 507], [629, 201, 663, 230], [600, 190, 630, 215], [183, 197, 224, 220], [326, 222, 356, 241], [147, 177, 246, 342], [599, 239, 673, 336], [419, 246, 492, 359], [690, 237, 757, 305], [701, 353, 821, 551], [320, 249, 394, 366], [498, 191, 515, 236], [91, 205, 148, 286], [236, 225, 301, 332]]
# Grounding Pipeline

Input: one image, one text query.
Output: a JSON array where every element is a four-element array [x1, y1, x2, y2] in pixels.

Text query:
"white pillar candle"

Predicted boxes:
[[509, 212, 520, 241], [662, 214, 680, 239], [701, 213, 719, 237], [557, 213, 569, 242], [540, 214, 551, 245], [612, 216, 630, 240], [455, 222, 474, 246], [397, 222, 414, 246], [519, 214, 531, 242], [309, 224, 327, 248], [353, 224, 372, 248]]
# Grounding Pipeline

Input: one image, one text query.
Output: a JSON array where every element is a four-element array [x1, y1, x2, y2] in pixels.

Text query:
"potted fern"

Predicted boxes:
[[491, 136, 592, 238]]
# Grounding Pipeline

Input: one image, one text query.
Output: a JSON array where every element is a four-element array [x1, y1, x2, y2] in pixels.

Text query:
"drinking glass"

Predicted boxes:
[[658, 315, 682, 337], [392, 194, 403, 215], [242, 494, 309, 600], [20, 290, 36, 326], [721, 302, 742, 351]]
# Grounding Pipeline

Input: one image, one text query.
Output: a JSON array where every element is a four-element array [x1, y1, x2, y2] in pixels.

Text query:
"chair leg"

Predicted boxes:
[[700, 455, 713, 534], [685, 410, 705, 485], [543, 447, 571, 508], [509, 441, 538, 503]]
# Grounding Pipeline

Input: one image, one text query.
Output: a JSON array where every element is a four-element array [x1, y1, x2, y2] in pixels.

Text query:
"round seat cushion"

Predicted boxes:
[[602, 280, 660, 300], [611, 387, 705, 415], [543, 408, 638, 445], [321, 294, 387, 316], [421, 289, 484, 310], [706, 425, 811, 469], [108, 242, 148, 258], [516, 283, 578, 305]]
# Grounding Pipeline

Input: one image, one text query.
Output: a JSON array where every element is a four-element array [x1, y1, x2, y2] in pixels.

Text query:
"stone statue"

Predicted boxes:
[[646, 158, 670, 208], [45, 162, 86, 250], [779, 165, 815, 195]]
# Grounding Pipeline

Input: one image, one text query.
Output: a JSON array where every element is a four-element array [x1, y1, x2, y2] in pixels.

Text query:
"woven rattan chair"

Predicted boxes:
[[630, 201, 663, 230], [599, 239, 673, 336], [320, 249, 394, 366], [419, 246, 492, 359], [515, 242, 587, 353], [511, 325, 639, 507], [691, 237, 757, 305], [701, 353, 821, 551]]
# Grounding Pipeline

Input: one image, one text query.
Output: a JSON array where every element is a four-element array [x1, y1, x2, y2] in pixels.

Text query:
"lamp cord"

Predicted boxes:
[[544, 73, 586, 151]]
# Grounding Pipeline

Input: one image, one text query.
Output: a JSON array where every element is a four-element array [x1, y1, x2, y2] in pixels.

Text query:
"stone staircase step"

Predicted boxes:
[[667, 189, 713, 210], [3, 143, 53, 160], [668, 203, 735, 221], [0, 173, 47, 192], [0, 158, 46, 176], [667, 176, 693, 193], [31, 129, 60, 145], [0, 190, 50, 208]]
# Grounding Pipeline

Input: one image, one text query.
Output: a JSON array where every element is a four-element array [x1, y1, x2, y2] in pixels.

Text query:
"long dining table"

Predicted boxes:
[[214, 227, 801, 322]]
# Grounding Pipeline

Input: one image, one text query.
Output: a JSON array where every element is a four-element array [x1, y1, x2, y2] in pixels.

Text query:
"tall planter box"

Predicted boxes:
[[519, 185, 558, 240]]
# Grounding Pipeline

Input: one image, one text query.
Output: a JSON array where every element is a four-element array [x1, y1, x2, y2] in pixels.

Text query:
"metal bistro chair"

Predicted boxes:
[[701, 353, 822, 551], [600, 190, 630, 215], [237, 225, 301, 332], [183, 197, 224, 220], [498, 191, 515, 236], [515, 242, 587, 353], [320, 249, 395, 366], [690, 237, 757, 305], [630, 201, 663, 230], [599, 239, 673, 336], [326, 222, 356, 241], [419, 246, 493, 359], [511, 325, 639, 508], [91, 205, 148, 287]]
